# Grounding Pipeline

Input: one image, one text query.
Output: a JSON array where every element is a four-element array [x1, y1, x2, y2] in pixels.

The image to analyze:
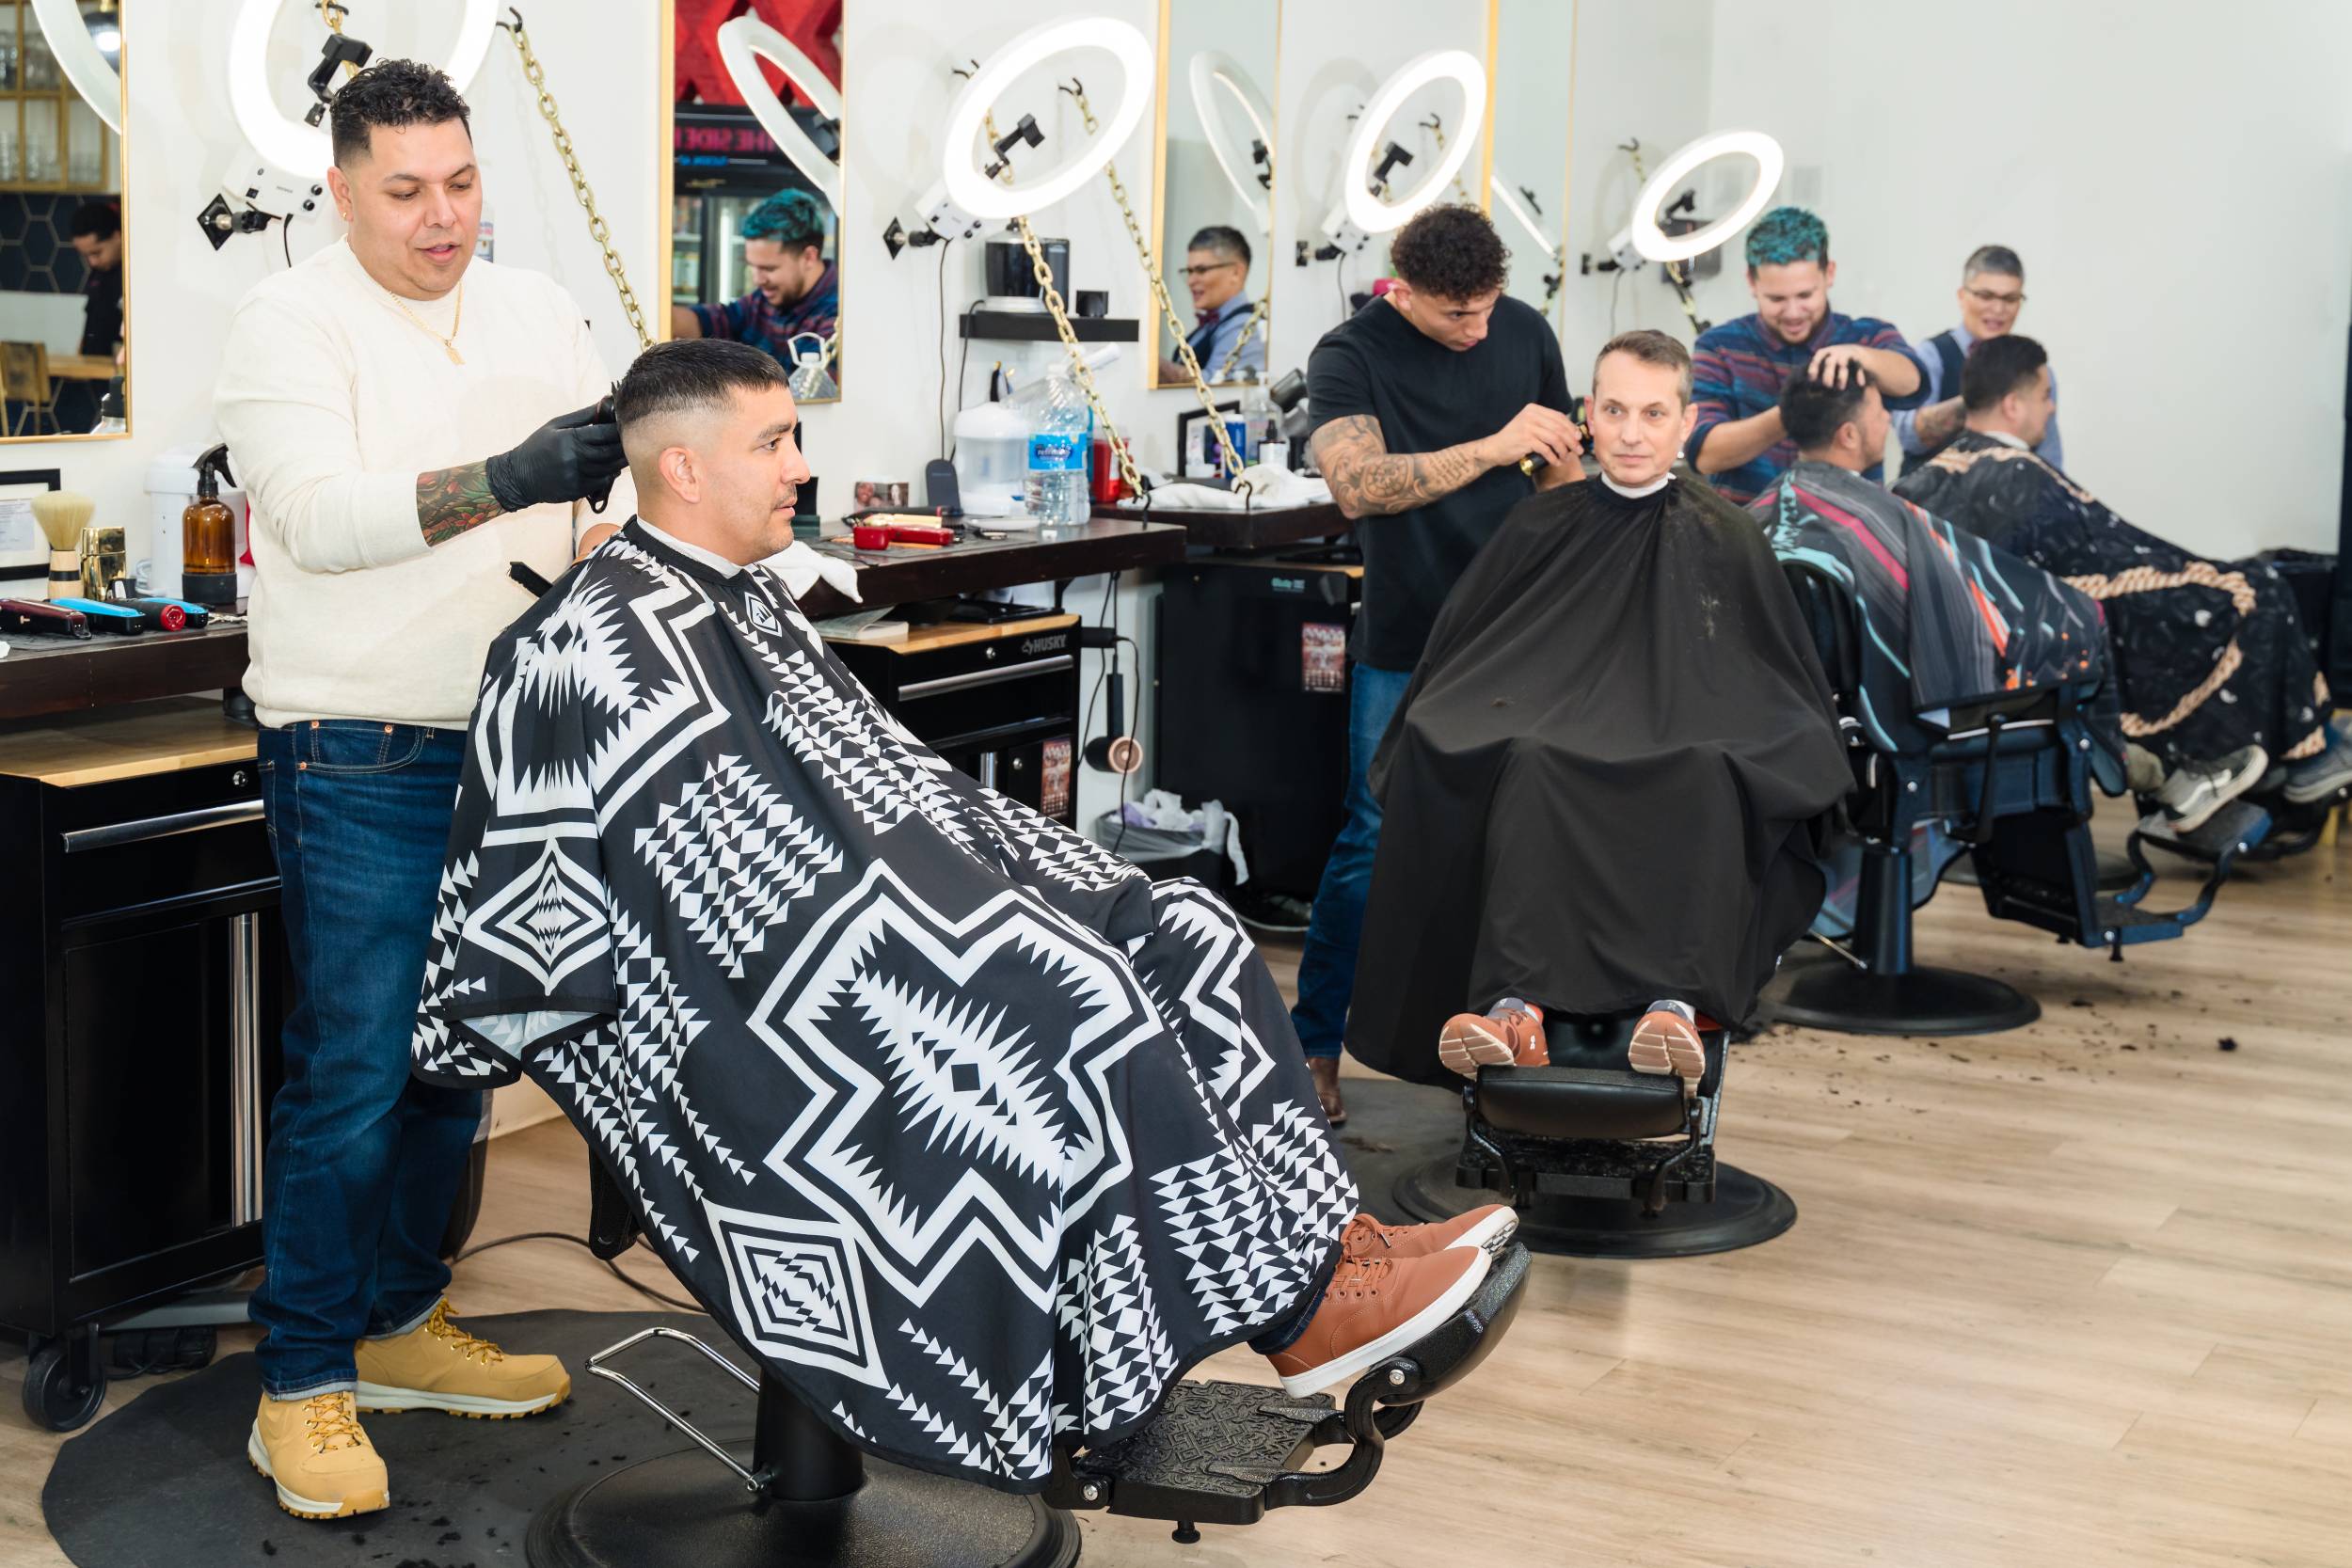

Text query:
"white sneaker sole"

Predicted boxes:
[[1276, 1247, 1492, 1398], [2167, 749, 2271, 830], [1629, 1014, 1706, 1085], [1450, 1207, 1518, 1259], [246, 1424, 389, 1519], [355, 1380, 569, 1418], [1438, 1018, 1534, 1079], [2281, 759, 2352, 805]]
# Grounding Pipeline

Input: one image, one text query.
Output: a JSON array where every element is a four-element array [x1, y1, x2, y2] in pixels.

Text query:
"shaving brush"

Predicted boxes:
[[32, 491, 94, 602]]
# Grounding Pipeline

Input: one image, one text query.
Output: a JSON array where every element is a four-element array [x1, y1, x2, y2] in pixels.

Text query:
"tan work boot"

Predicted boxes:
[[1438, 998, 1549, 1078], [354, 1299, 571, 1419], [1340, 1205, 1518, 1262], [1266, 1246, 1489, 1397], [247, 1390, 389, 1520]]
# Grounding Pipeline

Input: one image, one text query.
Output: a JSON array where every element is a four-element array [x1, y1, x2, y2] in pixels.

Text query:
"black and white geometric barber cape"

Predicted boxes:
[[413, 519, 1356, 1493]]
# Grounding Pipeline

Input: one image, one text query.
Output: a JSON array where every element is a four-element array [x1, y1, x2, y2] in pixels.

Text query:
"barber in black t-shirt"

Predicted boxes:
[[1292, 204, 1582, 1125]]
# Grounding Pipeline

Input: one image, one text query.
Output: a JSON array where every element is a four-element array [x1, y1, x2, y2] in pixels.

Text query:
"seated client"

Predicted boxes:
[[411, 340, 1517, 1496], [1346, 330, 1851, 1091], [1896, 335, 2352, 807]]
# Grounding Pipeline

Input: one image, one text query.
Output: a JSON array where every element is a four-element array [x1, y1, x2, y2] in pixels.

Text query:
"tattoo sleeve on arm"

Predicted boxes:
[[416, 460, 507, 548], [1311, 414, 1491, 518], [1912, 397, 1966, 448]]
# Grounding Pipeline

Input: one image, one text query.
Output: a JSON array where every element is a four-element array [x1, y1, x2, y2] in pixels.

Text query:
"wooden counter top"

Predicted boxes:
[[0, 696, 255, 786], [796, 516, 1187, 618], [1092, 499, 1351, 552]]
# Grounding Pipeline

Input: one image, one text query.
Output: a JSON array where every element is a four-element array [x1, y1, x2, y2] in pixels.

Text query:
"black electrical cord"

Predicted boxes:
[[1109, 632, 1139, 856], [452, 1229, 700, 1313], [280, 214, 293, 270], [949, 299, 980, 461], [935, 241, 953, 458]]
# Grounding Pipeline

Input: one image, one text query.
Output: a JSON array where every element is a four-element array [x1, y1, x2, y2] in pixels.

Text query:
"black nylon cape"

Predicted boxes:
[[411, 520, 1357, 1493], [1347, 475, 1850, 1085]]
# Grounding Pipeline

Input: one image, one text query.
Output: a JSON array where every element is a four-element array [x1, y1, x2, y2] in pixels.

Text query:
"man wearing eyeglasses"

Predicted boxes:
[[1893, 245, 2062, 470], [1160, 225, 1263, 382]]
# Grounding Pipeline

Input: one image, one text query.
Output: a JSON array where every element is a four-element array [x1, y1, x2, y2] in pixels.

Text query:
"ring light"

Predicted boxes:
[[227, 0, 499, 180], [1187, 50, 1273, 235], [1607, 129, 1784, 265], [29, 0, 119, 133], [941, 17, 1154, 223], [716, 14, 844, 210], [1340, 50, 1485, 235]]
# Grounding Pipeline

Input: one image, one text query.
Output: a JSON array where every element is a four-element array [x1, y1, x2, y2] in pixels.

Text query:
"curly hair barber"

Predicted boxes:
[[213, 58, 634, 1522]]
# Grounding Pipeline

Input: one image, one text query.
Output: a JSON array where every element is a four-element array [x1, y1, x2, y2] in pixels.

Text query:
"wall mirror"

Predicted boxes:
[[666, 0, 844, 403], [1148, 0, 1276, 390], [1, 0, 125, 441]]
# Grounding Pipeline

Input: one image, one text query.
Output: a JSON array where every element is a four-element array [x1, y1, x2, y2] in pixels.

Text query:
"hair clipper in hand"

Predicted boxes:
[[585, 385, 621, 515]]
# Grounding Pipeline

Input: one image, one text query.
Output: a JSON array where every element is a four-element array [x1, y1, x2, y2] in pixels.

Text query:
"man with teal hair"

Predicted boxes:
[[1687, 206, 1925, 504], [671, 187, 837, 368]]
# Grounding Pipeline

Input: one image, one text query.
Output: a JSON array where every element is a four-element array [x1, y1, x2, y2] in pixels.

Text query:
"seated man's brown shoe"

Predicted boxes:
[[1438, 997, 1548, 1078], [1266, 1246, 1490, 1397], [247, 1390, 389, 1520], [355, 1300, 571, 1419], [1309, 1055, 1347, 1127], [1629, 1001, 1707, 1093], [1341, 1205, 1518, 1261]]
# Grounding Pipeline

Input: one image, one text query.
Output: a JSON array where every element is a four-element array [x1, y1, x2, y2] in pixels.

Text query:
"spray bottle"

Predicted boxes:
[[183, 444, 239, 607]]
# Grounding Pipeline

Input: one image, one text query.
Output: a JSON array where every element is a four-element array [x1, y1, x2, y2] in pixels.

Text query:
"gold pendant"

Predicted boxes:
[[444, 342, 464, 365]]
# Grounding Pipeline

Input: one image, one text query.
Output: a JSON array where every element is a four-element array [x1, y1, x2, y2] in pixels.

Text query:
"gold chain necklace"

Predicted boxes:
[[388, 280, 465, 365]]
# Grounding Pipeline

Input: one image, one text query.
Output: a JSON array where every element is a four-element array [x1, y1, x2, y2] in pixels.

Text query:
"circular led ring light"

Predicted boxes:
[[1627, 130, 1784, 264], [1341, 49, 1486, 236], [29, 0, 119, 133], [716, 15, 844, 211], [941, 17, 1156, 224], [1187, 50, 1273, 235], [228, 0, 499, 181]]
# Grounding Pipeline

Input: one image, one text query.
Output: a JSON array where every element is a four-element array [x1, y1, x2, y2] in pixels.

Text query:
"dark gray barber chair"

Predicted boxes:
[[529, 1157, 1529, 1567], [1395, 1011, 1794, 1260], [1766, 562, 2271, 1039]]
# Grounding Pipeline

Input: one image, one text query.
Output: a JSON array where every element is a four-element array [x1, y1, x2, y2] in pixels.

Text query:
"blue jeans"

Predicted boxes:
[[1290, 663, 1414, 1061], [252, 721, 481, 1398]]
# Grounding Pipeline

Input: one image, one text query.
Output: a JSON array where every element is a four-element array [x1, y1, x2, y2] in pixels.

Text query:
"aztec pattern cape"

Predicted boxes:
[[1758, 460, 2125, 934], [1347, 474, 1851, 1078], [411, 519, 1355, 1494], [1895, 433, 2332, 768]]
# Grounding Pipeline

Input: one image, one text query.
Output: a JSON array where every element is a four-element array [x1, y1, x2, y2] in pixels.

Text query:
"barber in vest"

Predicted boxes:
[[213, 58, 633, 1522], [1892, 245, 2063, 470]]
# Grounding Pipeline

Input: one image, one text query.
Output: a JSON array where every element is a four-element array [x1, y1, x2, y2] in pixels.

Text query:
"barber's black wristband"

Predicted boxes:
[[484, 450, 533, 515]]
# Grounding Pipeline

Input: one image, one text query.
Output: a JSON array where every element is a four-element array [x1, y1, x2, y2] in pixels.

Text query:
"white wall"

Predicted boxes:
[[1697, 0, 2352, 558], [1488, 0, 1574, 324], [0, 0, 660, 564]]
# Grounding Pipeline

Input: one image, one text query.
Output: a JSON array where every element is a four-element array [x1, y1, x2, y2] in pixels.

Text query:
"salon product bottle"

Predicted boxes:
[[952, 380, 1031, 519], [1023, 366, 1092, 528], [787, 336, 838, 402], [88, 382, 126, 435], [1235, 370, 1273, 465], [183, 444, 240, 607]]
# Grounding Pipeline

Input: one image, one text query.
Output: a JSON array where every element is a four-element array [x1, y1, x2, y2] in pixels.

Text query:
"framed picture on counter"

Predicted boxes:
[[0, 468, 64, 597]]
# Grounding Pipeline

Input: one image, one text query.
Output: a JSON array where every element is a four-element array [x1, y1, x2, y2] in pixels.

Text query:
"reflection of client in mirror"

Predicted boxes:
[[70, 200, 124, 360], [1159, 225, 1263, 384], [669, 189, 837, 366]]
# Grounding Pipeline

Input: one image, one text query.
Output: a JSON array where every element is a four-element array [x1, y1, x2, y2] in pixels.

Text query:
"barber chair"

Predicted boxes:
[[1765, 562, 2271, 1038], [1393, 1011, 1794, 1259], [528, 1158, 1530, 1567]]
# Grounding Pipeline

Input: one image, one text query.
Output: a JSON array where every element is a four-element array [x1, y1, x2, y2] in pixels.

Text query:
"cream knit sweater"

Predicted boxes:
[[215, 239, 637, 729]]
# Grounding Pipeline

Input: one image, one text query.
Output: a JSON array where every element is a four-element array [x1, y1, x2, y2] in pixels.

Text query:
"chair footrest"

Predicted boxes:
[[1464, 1132, 1718, 1204], [1054, 1382, 1337, 1526]]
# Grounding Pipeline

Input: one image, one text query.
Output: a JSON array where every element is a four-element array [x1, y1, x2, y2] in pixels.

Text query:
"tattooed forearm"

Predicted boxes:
[[1911, 397, 1967, 450], [1311, 414, 1493, 518], [416, 460, 507, 548]]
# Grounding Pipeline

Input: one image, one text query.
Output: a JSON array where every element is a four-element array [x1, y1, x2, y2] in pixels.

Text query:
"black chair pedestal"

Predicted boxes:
[[1393, 1153, 1796, 1259], [527, 1371, 1079, 1568]]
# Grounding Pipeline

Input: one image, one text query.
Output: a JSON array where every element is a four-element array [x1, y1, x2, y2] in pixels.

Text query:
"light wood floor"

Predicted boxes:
[[6, 818, 2349, 1567]]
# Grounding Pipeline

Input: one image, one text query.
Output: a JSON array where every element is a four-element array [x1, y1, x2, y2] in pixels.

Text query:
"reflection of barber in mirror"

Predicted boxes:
[[1687, 205, 1926, 505], [213, 57, 634, 1525], [1158, 225, 1263, 382], [68, 200, 123, 359], [669, 189, 838, 366], [1893, 245, 2061, 470], [1289, 203, 1581, 1128]]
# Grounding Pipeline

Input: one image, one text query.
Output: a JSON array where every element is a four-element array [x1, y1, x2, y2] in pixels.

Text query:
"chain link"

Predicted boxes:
[[1424, 116, 1471, 206], [1214, 295, 1268, 381], [503, 13, 652, 351], [1062, 85, 1245, 481]]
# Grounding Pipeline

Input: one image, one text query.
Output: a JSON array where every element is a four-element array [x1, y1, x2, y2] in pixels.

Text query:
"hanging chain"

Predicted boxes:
[[1061, 84, 1245, 482], [500, 11, 652, 351], [316, 2, 361, 78], [1423, 115, 1471, 206], [1011, 214, 1146, 497], [1624, 138, 1704, 337], [1214, 296, 1268, 381]]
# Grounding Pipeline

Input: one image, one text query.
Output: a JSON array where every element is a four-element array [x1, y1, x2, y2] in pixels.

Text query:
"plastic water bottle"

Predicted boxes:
[[1024, 366, 1092, 527], [1235, 370, 1274, 465], [787, 333, 837, 402]]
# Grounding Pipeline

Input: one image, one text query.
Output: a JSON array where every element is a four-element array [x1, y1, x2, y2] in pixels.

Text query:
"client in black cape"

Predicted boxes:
[[412, 342, 1521, 1497], [1348, 331, 1851, 1091]]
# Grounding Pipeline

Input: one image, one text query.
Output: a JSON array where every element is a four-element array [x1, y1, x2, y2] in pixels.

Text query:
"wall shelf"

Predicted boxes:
[[958, 310, 1137, 344]]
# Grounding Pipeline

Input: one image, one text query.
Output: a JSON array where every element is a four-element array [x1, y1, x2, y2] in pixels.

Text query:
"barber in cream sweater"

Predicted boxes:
[[213, 60, 628, 1523]]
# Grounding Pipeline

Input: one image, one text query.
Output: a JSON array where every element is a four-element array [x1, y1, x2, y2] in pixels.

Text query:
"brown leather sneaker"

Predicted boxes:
[[1340, 1206, 1518, 1261], [1266, 1246, 1489, 1397], [247, 1391, 389, 1520], [1629, 1004, 1707, 1091], [1438, 998, 1549, 1078]]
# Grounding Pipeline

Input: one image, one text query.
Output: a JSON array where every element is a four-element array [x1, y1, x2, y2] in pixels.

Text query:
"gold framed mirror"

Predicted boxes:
[[1147, 0, 1278, 390], [1, 0, 127, 442], [660, 0, 844, 404]]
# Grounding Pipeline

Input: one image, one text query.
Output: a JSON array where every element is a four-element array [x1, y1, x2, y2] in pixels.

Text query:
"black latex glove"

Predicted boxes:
[[484, 401, 628, 514]]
